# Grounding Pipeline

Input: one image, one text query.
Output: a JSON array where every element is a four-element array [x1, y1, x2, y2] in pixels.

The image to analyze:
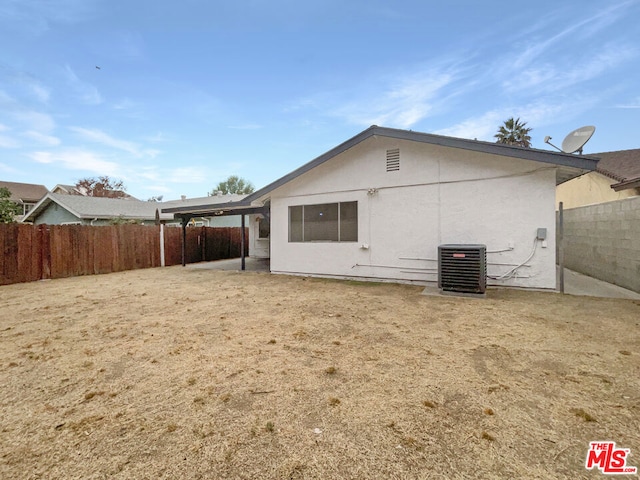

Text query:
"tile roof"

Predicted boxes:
[[592, 149, 640, 190]]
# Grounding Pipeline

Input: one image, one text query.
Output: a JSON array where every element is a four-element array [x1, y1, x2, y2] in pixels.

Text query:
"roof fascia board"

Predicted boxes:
[[244, 126, 598, 202], [612, 178, 640, 191], [371, 126, 599, 170], [161, 199, 251, 215]]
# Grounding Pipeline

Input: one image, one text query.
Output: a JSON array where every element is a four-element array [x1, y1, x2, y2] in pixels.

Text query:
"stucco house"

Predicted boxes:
[[163, 126, 597, 290], [556, 148, 640, 209], [22, 193, 244, 226]]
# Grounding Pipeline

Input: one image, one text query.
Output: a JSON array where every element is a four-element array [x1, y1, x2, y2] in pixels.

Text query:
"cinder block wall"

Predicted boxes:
[[561, 196, 640, 293]]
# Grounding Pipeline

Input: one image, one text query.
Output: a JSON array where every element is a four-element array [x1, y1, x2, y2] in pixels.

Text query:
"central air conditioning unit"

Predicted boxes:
[[438, 244, 487, 295]]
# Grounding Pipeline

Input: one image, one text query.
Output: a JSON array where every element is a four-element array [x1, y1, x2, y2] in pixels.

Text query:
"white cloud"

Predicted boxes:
[[0, 0, 99, 36], [332, 69, 457, 128], [69, 126, 162, 158], [615, 96, 640, 108], [169, 167, 208, 184], [69, 126, 140, 155], [0, 123, 20, 144], [137, 166, 161, 182], [433, 110, 506, 141], [13, 110, 55, 133], [511, 2, 633, 70], [434, 97, 600, 144], [30, 83, 50, 103], [0, 162, 19, 174], [144, 132, 170, 143], [0, 135, 20, 148], [112, 98, 137, 110], [23, 130, 61, 146], [64, 64, 103, 105], [28, 149, 120, 176], [504, 44, 637, 94], [0, 123, 19, 147]]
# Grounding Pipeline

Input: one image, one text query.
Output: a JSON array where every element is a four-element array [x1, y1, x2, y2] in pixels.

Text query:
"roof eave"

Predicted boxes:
[[612, 178, 640, 192], [245, 125, 598, 201], [161, 199, 252, 215]]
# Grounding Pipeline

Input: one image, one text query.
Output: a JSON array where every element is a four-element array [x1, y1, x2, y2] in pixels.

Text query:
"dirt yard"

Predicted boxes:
[[0, 266, 638, 479]]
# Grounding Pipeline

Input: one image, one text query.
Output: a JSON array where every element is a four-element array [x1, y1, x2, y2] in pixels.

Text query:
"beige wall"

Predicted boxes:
[[556, 172, 638, 209]]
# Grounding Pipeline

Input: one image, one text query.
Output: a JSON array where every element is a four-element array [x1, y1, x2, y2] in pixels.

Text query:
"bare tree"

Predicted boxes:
[[75, 176, 128, 198]]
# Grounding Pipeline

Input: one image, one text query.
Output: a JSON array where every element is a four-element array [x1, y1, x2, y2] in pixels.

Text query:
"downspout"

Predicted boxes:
[[90, 218, 98, 226]]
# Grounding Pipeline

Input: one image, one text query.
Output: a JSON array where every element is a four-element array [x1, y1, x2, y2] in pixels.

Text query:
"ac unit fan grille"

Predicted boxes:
[[438, 245, 487, 294]]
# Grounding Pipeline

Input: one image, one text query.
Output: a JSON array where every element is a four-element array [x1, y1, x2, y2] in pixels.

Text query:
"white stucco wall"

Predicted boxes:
[[259, 136, 558, 289], [248, 214, 270, 258]]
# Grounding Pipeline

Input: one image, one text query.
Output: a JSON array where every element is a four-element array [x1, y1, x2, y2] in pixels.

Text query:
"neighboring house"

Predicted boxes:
[[51, 184, 85, 195], [22, 192, 245, 226], [51, 183, 139, 200], [163, 126, 597, 290], [0, 180, 49, 221], [556, 148, 640, 209], [22, 193, 173, 225]]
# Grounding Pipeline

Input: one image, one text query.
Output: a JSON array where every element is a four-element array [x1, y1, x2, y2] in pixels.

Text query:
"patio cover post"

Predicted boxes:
[[241, 214, 245, 271]]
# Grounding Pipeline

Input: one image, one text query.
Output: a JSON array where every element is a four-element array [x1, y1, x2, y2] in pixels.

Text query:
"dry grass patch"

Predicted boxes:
[[0, 266, 638, 479]]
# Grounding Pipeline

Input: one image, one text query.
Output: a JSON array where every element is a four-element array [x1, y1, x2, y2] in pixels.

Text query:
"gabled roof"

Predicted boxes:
[[22, 193, 174, 223], [0, 180, 49, 202], [591, 149, 640, 191], [24, 193, 251, 223], [52, 184, 84, 195], [162, 125, 599, 217], [245, 126, 598, 203]]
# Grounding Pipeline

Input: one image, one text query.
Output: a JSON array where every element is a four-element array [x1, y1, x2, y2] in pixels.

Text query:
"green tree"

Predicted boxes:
[[75, 176, 128, 198], [210, 175, 255, 195], [0, 187, 22, 223], [494, 117, 533, 148]]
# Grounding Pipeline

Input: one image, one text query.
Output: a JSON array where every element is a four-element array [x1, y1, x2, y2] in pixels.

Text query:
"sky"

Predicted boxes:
[[1, 0, 639, 201]]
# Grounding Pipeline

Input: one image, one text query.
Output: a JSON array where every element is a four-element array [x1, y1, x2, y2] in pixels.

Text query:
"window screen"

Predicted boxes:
[[289, 202, 357, 242]]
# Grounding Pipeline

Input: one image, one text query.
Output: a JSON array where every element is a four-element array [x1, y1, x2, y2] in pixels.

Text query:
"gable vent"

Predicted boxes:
[[386, 148, 400, 172]]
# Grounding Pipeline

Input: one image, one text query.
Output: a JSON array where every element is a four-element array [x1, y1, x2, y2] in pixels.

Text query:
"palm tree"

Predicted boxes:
[[494, 117, 532, 148]]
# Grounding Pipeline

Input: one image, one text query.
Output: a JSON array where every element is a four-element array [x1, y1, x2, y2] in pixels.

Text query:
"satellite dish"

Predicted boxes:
[[561, 126, 595, 154], [544, 126, 595, 155]]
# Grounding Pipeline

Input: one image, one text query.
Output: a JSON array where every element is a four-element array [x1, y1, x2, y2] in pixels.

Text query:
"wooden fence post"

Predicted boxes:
[[40, 224, 51, 280], [160, 224, 165, 267]]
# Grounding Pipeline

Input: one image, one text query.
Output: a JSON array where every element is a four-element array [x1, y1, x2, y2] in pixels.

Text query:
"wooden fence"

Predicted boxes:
[[0, 224, 248, 286]]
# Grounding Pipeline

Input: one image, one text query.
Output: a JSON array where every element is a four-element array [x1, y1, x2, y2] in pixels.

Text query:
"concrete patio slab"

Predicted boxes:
[[186, 259, 640, 300]]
